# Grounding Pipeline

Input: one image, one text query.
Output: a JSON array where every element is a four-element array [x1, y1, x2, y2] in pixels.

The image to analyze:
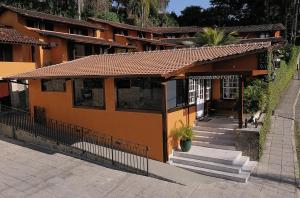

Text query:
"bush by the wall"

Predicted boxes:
[[259, 46, 300, 158]]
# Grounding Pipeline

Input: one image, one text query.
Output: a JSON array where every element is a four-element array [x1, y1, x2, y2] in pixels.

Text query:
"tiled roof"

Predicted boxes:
[[124, 35, 179, 47], [32, 29, 136, 49], [0, 4, 105, 30], [88, 18, 152, 33], [89, 18, 202, 34], [149, 27, 202, 34], [7, 42, 271, 80], [0, 27, 45, 45], [223, 23, 286, 33]]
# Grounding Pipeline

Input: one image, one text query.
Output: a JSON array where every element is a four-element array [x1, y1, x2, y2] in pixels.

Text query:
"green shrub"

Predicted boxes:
[[244, 79, 268, 114], [259, 46, 300, 158], [172, 120, 194, 141]]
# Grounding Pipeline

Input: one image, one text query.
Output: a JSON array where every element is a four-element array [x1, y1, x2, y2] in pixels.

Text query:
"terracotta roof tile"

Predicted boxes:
[[0, 4, 104, 30], [124, 35, 179, 47], [223, 23, 286, 33], [0, 27, 45, 45], [7, 42, 271, 79], [32, 29, 135, 49]]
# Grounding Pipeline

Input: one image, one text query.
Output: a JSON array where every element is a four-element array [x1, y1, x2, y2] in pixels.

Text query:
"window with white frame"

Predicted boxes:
[[188, 79, 196, 104], [223, 78, 239, 99], [206, 80, 211, 101]]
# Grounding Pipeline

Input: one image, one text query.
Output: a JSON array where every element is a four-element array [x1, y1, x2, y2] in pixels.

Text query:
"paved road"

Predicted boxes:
[[0, 78, 300, 198]]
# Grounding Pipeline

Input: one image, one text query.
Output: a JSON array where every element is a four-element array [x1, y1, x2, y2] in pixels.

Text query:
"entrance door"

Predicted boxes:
[[195, 79, 205, 118]]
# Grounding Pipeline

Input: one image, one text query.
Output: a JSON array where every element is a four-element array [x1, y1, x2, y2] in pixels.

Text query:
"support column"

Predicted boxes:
[[238, 77, 244, 128], [161, 81, 168, 162]]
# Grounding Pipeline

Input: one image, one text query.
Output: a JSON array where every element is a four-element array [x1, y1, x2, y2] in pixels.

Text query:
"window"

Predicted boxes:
[[41, 79, 66, 92], [206, 80, 211, 101], [116, 78, 163, 111], [167, 79, 188, 110], [188, 79, 195, 105], [69, 26, 88, 36], [223, 78, 239, 99], [0, 44, 13, 61], [143, 45, 156, 51], [138, 32, 145, 38], [73, 79, 104, 108], [26, 19, 53, 31], [113, 29, 128, 36], [68, 43, 93, 60]]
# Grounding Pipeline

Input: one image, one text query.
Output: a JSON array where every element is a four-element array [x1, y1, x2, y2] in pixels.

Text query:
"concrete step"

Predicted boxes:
[[192, 141, 236, 150], [170, 156, 243, 174], [193, 130, 236, 138], [193, 135, 236, 144], [172, 163, 250, 183], [173, 146, 242, 165], [242, 161, 258, 173], [193, 126, 236, 134]]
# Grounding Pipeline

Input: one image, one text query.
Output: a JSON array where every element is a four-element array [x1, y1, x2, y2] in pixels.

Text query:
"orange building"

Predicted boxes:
[[6, 42, 271, 161], [0, 4, 286, 112], [0, 26, 45, 108]]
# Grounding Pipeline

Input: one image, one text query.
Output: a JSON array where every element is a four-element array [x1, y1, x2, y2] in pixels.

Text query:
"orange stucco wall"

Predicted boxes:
[[114, 34, 128, 45], [212, 79, 221, 100], [12, 44, 34, 62], [0, 62, 36, 78], [28, 78, 164, 161], [166, 106, 196, 155]]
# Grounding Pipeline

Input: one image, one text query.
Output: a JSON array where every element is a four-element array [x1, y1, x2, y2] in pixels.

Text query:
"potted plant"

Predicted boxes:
[[172, 120, 194, 152]]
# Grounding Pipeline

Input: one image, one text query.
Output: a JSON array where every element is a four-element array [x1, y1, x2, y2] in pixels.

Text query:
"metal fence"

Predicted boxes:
[[0, 105, 149, 176]]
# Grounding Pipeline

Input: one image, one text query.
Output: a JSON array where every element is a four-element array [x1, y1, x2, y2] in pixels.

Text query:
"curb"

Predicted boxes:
[[292, 78, 300, 188]]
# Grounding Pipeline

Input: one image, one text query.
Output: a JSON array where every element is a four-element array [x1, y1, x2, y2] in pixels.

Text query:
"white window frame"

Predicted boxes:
[[188, 79, 196, 105], [206, 80, 211, 101], [222, 78, 239, 100]]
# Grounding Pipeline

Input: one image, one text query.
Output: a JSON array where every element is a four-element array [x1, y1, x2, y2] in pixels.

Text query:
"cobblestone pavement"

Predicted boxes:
[[0, 79, 300, 198]]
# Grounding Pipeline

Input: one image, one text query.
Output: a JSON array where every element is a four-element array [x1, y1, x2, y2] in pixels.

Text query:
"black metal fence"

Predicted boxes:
[[0, 105, 149, 175]]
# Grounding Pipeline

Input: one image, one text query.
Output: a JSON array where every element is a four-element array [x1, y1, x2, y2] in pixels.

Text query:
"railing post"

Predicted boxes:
[[81, 128, 84, 152], [111, 136, 114, 165], [56, 121, 59, 145], [146, 146, 149, 176]]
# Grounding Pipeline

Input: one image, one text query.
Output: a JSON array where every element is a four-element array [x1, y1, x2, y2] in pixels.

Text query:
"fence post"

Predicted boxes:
[[56, 121, 59, 145], [146, 146, 149, 176], [81, 128, 84, 153], [111, 136, 114, 165]]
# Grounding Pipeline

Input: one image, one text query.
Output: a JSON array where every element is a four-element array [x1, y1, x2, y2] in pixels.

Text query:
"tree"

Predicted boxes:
[[195, 27, 238, 46]]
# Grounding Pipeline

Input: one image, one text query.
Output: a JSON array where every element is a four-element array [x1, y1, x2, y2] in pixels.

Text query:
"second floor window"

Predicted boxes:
[[69, 27, 89, 36], [26, 19, 53, 31], [0, 44, 13, 62]]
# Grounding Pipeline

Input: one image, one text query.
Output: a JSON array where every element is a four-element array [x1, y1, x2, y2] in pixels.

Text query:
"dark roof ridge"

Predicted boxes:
[[0, 4, 104, 30]]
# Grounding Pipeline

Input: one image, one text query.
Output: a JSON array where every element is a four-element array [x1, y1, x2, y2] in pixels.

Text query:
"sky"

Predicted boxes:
[[167, 0, 211, 15]]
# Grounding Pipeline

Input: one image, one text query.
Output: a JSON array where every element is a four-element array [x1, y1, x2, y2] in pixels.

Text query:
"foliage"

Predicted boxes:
[[172, 120, 194, 141], [244, 80, 268, 114], [95, 11, 120, 22], [195, 27, 239, 46], [259, 46, 300, 158]]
